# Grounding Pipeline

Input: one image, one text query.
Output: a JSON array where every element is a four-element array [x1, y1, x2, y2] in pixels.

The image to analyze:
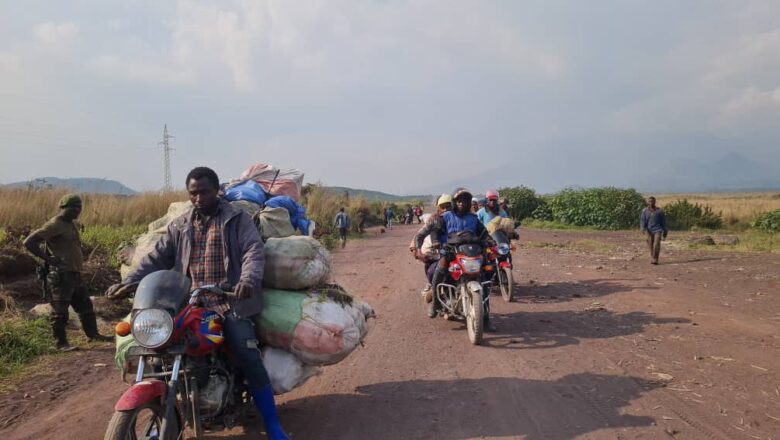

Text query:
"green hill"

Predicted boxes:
[[324, 186, 432, 202]]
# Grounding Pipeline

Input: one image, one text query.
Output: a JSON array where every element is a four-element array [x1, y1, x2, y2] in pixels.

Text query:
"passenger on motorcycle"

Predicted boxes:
[[429, 188, 497, 331], [476, 189, 508, 227], [410, 194, 453, 301], [106, 167, 290, 440]]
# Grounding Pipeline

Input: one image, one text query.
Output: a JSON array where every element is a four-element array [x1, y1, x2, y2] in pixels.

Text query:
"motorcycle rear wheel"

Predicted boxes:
[[499, 267, 514, 302], [466, 290, 483, 345], [104, 402, 180, 440]]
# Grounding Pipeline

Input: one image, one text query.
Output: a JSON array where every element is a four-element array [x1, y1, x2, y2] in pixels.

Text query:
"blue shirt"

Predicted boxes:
[[476, 207, 508, 226], [640, 208, 667, 234]]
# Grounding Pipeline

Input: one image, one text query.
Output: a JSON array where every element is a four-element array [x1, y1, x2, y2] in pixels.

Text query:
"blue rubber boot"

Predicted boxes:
[[251, 386, 290, 440]]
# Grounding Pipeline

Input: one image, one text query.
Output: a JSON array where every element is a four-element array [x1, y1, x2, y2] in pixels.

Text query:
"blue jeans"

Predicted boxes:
[[223, 313, 270, 389]]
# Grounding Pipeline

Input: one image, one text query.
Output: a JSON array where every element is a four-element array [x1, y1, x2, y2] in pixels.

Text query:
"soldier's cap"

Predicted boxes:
[[58, 194, 82, 209]]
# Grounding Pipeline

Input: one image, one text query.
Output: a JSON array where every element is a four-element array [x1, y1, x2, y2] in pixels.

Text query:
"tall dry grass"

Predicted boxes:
[[654, 192, 780, 227], [0, 188, 187, 228]]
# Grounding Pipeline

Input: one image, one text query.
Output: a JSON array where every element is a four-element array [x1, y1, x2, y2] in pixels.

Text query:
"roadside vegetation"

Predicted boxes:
[[500, 186, 780, 253]]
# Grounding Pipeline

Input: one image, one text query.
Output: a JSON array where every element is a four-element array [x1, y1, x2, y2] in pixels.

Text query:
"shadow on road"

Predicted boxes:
[[511, 278, 656, 304], [482, 309, 689, 350], [225, 373, 660, 440]]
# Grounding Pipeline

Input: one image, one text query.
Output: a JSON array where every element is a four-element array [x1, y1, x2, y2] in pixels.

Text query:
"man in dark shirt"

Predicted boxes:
[[24, 194, 113, 351], [639, 196, 668, 265]]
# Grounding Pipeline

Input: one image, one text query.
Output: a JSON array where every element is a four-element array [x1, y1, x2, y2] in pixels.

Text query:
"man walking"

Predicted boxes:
[[24, 194, 113, 351], [640, 196, 668, 265], [334, 207, 350, 248]]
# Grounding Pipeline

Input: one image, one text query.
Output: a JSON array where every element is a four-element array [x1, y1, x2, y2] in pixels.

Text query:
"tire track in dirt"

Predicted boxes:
[[2, 225, 778, 439]]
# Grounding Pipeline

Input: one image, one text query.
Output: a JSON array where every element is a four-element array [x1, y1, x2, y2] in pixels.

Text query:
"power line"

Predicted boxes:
[[158, 124, 175, 192]]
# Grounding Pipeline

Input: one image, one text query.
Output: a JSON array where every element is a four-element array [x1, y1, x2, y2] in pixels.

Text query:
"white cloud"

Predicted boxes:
[[32, 21, 80, 47], [0, 52, 19, 72], [721, 85, 780, 116]]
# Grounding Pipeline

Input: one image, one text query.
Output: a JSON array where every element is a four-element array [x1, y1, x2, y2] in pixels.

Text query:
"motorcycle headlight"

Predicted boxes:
[[132, 308, 174, 349], [460, 258, 483, 274], [498, 243, 510, 255]]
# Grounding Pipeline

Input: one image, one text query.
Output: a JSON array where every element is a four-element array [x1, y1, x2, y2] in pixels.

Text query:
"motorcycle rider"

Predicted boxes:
[[106, 167, 290, 440], [476, 189, 508, 227], [429, 188, 497, 331], [410, 194, 453, 300]]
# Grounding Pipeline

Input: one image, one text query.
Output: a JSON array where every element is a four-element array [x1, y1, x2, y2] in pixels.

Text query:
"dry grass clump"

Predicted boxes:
[[0, 189, 187, 228], [654, 192, 780, 227]]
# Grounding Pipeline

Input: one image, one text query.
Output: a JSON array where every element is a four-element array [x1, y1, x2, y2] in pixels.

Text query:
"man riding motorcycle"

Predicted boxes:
[[410, 194, 453, 300], [106, 167, 290, 440], [476, 189, 508, 227], [430, 188, 497, 332]]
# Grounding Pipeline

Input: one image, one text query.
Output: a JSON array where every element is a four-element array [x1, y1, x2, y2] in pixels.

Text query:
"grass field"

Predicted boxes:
[[654, 191, 780, 227]]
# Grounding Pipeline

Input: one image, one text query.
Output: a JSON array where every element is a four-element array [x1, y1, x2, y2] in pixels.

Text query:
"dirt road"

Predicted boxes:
[[2, 225, 779, 439]]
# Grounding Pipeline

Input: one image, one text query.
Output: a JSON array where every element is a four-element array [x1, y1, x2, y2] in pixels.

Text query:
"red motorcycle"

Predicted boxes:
[[104, 270, 252, 440], [434, 241, 491, 345], [486, 230, 514, 302]]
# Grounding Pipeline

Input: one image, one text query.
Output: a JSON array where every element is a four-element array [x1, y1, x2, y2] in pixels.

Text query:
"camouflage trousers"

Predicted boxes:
[[49, 271, 99, 340]]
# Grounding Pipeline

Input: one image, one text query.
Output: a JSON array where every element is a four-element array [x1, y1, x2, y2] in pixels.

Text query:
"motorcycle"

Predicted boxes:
[[104, 270, 253, 440], [434, 241, 492, 345], [487, 230, 514, 302]]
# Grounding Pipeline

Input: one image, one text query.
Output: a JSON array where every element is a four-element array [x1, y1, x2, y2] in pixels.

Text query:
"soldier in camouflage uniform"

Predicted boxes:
[[24, 194, 112, 351]]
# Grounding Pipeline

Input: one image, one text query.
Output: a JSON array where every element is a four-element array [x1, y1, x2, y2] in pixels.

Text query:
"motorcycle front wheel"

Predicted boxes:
[[465, 289, 484, 345], [499, 267, 514, 302], [104, 402, 180, 440]]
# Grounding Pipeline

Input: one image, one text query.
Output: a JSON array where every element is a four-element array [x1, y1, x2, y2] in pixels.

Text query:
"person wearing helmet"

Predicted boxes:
[[410, 194, 453, 300], [477, 189, 509, 227], [429, 188, 497, 331]]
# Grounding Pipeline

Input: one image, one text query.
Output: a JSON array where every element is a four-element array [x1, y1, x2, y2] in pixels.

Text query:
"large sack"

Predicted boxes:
[[258, 207, 296, 241], [254, 285, 374, 365], [487, 217, 516, 235], [121, 201, 192, 279], [230, 200, 263, 218], [263, 236, 330, 290], [262, 347, 321, 394], [232, 163, 305, 202], [224, 180, 267, 206], [265, 196, 311, 234]]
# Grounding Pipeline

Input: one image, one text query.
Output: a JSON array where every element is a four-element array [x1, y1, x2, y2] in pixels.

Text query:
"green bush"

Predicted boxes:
[[664, 199, 723, 230], [497, 186, 544, 220], [0, 316, 54, 379], [751, 209, 780, 233], [531, 197, 553, 221], [545, 187, 646, 230], [81, 225, 146, 268]]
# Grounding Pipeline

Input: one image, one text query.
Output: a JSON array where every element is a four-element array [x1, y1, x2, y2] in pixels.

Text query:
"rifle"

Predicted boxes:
[[35, 261, 50, 301]]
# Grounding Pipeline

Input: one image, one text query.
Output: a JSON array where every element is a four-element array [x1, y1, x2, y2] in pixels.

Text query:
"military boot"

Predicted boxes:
[[81, 314, 113, 342]]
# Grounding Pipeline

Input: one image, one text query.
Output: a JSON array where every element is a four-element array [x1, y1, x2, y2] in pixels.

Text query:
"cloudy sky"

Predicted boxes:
[[1, 1, 778, 194]]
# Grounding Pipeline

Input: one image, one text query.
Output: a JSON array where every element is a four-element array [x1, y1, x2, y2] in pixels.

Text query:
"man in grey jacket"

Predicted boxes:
[[107, 167, 289, 440], [640, 196, 668, 265]]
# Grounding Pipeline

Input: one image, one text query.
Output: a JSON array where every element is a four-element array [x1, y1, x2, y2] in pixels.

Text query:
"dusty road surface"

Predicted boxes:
[[1, 225, 779, 439]]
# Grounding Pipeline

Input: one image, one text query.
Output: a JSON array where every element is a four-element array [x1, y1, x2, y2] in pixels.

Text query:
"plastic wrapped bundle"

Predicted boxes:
[[120, 201, 192, 279], [262, 347, 321, 394], [254, 285, 374, 366], [263, 236, 331, 290]]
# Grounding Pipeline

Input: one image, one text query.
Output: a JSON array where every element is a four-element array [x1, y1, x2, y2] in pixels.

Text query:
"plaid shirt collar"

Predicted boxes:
[[189, 204, 227, 288]]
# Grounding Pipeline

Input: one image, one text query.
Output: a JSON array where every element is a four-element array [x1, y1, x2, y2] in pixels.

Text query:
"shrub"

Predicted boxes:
[[751, 209, 780, 233], [81, 225, 146, 268], [497, 186, 544, 220], [665, 199, 723, 230], [546, 187, 646, 230], [0, 315, 54, 379], [531, 197, 553, 221]]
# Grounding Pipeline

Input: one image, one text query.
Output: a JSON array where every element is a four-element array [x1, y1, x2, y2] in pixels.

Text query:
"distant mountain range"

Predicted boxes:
[[2, 177, 138, 195], [324, 186, 432, 202]]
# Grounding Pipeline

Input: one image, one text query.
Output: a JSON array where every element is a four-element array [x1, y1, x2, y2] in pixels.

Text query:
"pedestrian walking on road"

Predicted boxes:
[[640, 196, 668, 265], [334, 207, 350, 248], [24, 194, 113, 351], [385, 206, 394, 230]]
